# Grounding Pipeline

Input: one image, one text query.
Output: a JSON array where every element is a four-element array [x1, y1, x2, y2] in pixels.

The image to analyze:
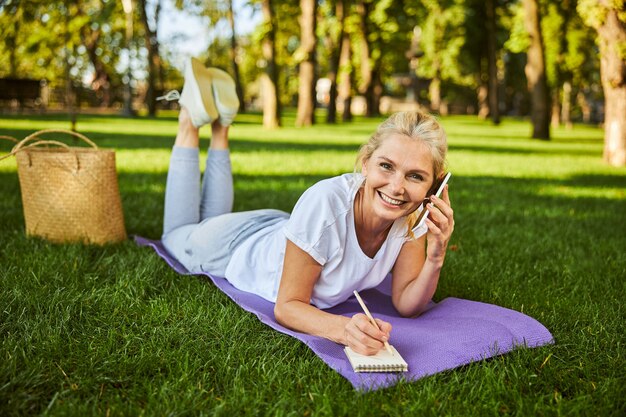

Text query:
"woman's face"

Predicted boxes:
[[361, 134, 435, 224]]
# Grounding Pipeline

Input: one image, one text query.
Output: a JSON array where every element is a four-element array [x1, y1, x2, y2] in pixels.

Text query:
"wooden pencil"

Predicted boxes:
[[353, 290, 393, 355]]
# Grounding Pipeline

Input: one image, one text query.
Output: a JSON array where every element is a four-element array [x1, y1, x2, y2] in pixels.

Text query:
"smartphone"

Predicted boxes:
[[414, 172, 452, 229]]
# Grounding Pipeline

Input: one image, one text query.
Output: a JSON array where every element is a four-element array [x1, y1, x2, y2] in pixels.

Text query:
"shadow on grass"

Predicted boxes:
[[0, 130, 603, 158], [448, 144, 601, 157], [2, 169, 624, 331], [2, 170, 623, 240]]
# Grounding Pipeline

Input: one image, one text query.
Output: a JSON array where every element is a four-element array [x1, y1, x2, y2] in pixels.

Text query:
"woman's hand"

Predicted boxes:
[[424, 184, 454, 264], [344, 313, 392, 355]]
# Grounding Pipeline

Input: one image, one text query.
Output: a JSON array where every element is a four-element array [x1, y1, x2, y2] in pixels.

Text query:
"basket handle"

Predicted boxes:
[[0, 135, 18, 143], [8, 140, 81, 172], [0, 135, 20, 161], [13, 129, 98, 153]]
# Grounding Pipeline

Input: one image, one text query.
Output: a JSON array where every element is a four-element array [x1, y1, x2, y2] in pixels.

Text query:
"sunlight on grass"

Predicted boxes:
[[0, 112, 624, 416], [536, 184, 625, 199]]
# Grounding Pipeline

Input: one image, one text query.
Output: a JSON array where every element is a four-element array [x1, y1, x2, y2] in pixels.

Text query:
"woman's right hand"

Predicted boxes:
[[344, 313, 392, 355]]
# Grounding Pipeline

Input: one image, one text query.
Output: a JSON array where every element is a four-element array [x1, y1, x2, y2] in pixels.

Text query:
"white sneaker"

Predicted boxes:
[[207, 68, 240, 126], [156, 59, 239, 127], [176, 57, 219, 128]]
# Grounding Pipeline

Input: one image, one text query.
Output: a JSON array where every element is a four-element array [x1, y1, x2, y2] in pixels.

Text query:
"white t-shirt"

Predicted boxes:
[[224, 173, 427, 309]]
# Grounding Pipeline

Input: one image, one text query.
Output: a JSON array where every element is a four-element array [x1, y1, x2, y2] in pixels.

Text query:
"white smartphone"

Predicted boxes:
[[414, 172, 452, 229]]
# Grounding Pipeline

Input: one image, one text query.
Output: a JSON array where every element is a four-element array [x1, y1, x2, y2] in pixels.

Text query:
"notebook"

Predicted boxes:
[[344, 345, 408, 373]]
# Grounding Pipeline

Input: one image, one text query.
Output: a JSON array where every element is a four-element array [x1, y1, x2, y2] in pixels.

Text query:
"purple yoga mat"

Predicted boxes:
[[135, 236, 553, 391]]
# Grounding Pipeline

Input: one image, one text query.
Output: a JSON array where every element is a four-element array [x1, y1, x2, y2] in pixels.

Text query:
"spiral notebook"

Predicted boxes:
[[344, 345, 408, 373]]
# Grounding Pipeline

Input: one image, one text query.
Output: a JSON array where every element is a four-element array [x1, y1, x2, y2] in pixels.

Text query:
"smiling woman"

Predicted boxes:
[[159, 62, 454, 356]]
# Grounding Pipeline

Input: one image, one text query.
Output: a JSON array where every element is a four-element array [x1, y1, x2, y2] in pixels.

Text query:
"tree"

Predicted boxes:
[[542, 0, 575, 128], [139, 0, 164, 117], [338, 9, 353, 122], [260, 0, 280, 128], [295, 0, 317, 126], [121, 0, 135, 116], [417, 0, 469, 115], [79, 1, 113, 107], [351, 0, 411, 117], [226, 0, 245, 112], [322, 0, 348, 124], [578, 0, 626, 166], [523, 0, 550, 139], [355, 0, 375, 116], [561, 8, 599, 126], [486, 0, 500, 124]]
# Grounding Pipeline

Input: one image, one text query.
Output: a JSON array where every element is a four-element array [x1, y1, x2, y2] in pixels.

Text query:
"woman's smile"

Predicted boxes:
[[360, 134, 435, 225], [377, 190, 407, 207]]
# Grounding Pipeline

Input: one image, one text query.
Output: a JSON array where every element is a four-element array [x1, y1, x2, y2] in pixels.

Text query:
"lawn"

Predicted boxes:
[[0, 110, 624, 416]]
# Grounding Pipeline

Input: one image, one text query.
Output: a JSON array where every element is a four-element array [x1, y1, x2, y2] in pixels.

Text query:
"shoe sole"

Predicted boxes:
[[207, 68, 240, 126], [189, 58, 219, 123]]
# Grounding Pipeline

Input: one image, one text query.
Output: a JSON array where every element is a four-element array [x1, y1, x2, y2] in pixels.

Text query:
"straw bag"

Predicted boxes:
[[1, 129, 127, 244]]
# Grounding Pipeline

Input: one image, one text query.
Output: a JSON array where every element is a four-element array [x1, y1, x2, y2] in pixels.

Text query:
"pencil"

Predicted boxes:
[[353, 290, 393, 355]]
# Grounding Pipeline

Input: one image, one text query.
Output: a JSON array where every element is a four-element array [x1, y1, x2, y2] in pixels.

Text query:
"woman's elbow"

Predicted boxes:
[[273, 301, 290, 327], [393, 298, 428, 318]]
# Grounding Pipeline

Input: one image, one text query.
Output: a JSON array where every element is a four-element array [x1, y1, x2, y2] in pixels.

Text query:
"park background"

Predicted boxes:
[[1, 0, 625, 415]]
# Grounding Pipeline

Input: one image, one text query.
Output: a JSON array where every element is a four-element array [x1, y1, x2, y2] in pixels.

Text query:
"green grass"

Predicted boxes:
[[1, 110, 624, 416]]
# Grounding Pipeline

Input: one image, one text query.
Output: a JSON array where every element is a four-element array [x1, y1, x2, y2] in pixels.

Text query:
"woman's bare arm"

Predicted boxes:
[[274, 240, 391, 355], [391, 186, 454, 317]]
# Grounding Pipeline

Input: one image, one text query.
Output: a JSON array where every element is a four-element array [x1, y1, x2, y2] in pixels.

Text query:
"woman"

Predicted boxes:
[[161, 58, 454, 356]]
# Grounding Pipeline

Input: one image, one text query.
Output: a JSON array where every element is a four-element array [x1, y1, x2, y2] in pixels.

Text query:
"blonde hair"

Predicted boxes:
[[355, 111, 448, 237]]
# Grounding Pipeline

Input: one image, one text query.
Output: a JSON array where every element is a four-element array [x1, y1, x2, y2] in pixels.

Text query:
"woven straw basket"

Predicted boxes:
[[2, 129, 126, 244]]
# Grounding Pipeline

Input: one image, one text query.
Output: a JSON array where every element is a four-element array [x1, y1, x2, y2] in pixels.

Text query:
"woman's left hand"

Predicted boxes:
[[424, 184, 454, 264]]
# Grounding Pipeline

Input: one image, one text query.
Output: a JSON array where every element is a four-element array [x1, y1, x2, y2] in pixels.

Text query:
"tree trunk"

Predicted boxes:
[[261, 0, 280, 128], [64, 6, 77, 131], [486, 0, 500, 124], [477, 83, 489, 119], [368, 68, 382, 117], [81, 23, 112, 107], [122, 0, 135, 117], [596, 7, 626, 166], [551, 89, 561, 127], [227, 0, 245, 112], [78, 1, 112, 107], [356, 0, 376, 117], [139, 0, 161, 117], [339, 25, 353, 122], [326, 0, 346, 124], [477, 57, 489, 119], [551, 0, 573, 128], [295, 0, 317, 127], [577, 91, 591, 123], [523, 0, 550, 139], [429, 73, 441, 113], [561, 80, 572, 129]]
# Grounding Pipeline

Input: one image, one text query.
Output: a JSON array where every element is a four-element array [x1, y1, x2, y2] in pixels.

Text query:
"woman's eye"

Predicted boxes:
[[380, 163, 392, 170], [409, 173, 424, 181]]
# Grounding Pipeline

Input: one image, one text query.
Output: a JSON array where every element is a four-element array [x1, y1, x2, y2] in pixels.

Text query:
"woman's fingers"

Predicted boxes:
[[375, 318, 392, 337], [441, 184, 451, 205], [428, 188, 454, 232], [430, 193, 453, 222], [345, 314, 391, 355], [425, 185, 455, 262]]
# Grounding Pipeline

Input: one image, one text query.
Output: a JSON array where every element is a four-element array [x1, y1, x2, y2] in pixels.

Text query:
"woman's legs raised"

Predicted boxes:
[[162, 108, 201, 235], [162, 107, 235, 236], [200, 122, 234, 220]]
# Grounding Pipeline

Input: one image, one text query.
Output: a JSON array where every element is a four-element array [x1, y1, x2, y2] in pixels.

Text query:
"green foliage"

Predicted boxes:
[[504, 1, 529, 54], [563, 11, 599, 87], [578, 0, 626, 60], [0, 0, 610, 122], [0, 112, 624, 415], [418, 0, 472, 86]]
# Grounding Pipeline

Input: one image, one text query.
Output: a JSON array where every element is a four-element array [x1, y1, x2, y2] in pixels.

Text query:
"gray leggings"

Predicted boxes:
[[161, 146, 288, 275]]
